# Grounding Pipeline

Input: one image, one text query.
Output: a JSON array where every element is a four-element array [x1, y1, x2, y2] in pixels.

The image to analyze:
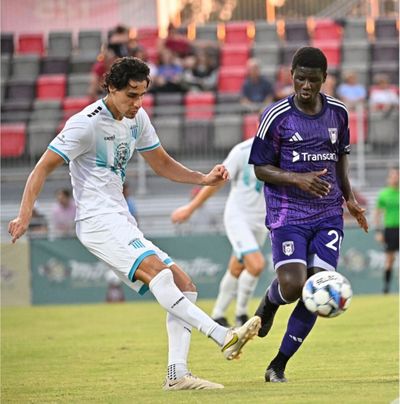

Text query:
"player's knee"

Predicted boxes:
[[244, 253, 265, 276], [280, 278, 304, 302]]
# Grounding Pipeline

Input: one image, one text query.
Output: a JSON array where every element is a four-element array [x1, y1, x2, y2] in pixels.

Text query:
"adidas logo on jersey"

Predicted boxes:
[[289, 132, 303, 142]]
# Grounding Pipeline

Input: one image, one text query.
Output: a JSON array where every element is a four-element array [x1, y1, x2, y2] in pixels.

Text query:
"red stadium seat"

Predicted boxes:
[[218, 66, 246, 94], [220, 44, 250, 67], [243, 113, 260, 140], [311, 40, 341, 68], [141, 93, 154, 117], [37, 74, 67, 100], [313, 19, 342, 42], [0, 123, 26, 157], [224, 21, 252, 44], [348, 110, 367, 144], [63, 96, 92, 119], [137, 27, 159, 49], [18, 33, 45, 55], [185, 91, 215, 120]]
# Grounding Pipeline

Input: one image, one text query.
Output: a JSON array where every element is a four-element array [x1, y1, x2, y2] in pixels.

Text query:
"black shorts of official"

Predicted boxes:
[[384, 227, 399, 252]]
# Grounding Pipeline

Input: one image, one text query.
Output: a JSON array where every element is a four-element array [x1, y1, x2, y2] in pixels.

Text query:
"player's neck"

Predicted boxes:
[[293, 94, 323, 116], [103, 96, 123, 121]]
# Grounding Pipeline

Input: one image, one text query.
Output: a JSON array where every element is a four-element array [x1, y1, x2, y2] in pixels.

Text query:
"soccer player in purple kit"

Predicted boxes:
[[249, 47, 369, 382]]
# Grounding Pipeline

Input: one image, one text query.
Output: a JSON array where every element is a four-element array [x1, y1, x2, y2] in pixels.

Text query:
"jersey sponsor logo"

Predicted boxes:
[[282, 241, 294, 256], [292, 151, 338, 163], [57, 134, 66, 143], [328, 128, 338, 144], [289, 132, 303, 142], [103, 135, 115, 141]]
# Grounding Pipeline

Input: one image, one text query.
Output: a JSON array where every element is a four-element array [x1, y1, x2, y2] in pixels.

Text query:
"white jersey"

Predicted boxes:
[[223, 138, 266, 227], [49, 99, 160, 221]]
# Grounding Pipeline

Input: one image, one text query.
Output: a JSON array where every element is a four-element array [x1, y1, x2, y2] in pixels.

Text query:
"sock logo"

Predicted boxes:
[[289, 334, 303, 343], [171, 296, 184, 309]]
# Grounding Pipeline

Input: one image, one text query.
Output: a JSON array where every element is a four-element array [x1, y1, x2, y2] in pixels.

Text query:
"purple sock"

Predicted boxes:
[[267, 278, 288, 306], [279, 300, 317, 358]]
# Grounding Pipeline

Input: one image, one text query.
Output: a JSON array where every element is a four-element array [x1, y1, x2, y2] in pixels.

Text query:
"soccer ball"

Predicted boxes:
[[302, 271, 353, 318]]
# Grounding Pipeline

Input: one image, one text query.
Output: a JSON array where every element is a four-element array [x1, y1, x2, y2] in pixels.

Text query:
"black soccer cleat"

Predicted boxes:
[[265, 366, 288, 383], [213, 317, 230, 327], [254, 291, 279, 338], [235, 314, 249, 326]]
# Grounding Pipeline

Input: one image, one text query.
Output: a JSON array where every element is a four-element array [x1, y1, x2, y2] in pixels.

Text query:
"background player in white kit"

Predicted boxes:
[[171, 138, 268, 327], [8, 57, 261, 391]]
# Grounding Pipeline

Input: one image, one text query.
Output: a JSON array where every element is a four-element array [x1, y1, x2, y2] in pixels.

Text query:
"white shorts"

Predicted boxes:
[[224, 211, 267, 261], [76, 211, 173, 295]]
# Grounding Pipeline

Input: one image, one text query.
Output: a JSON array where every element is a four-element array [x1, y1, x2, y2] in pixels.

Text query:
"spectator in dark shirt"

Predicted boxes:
[[240, 58, 274, 113]]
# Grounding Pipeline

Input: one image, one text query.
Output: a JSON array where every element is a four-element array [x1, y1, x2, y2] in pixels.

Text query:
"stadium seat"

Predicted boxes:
[[1, 54, 11, 80], [213, 114, 243, 150], [41, 56, 70, 75], [374, 18, 398, 40], [47, 31, 73, 57], [0, 123, 26, 158], [348, 110, 367, 144], [1, 33, 14, 55], [281, 43, 301, 65], [254, 21, 279, 44], [370, 63, 399, 85], [78, 30, 102, 57], [312, 19, 342, 42], [141, 93, 154, 117], [368, 111, 399, 146], [215, 92, 243, 115], [371, 41, 399, 64], [183, 120, 213, 153], [341, 42, 370, 67], [63, 96, 91, 119], [37, 74, 66, 100], [284, 21, 309, 43], [220, 44, 250, 67], [153, 105, 185, 118], [155, 92, 183, 106], [1, 100, 32, 123], [195, 23, 219, 41], [252, 43, 281, 68], [185, 91, 215, 120], [67, 73, 92, 96], [311, 40, 341, 68], [218, 66, 246, 94], [70, 54, 97, 74], [224, 21, 252, 44], [6, 78, 36, 101], [343, 18, 368, 42], [11, 54, 41, 79], [0, 81, 4, 103], [17, 33, 45, 55], [136, 27, 159, 49], [28, 121, 59, 158], [30, 99, 62, 123], [260, 65, 278, 82], [243, 113, 260, 140], [153, 116, 182, 153]]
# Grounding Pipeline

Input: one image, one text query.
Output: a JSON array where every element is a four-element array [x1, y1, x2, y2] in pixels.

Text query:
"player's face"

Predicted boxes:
[[291, 66, 326, 104], [110, 79, 148, 119]]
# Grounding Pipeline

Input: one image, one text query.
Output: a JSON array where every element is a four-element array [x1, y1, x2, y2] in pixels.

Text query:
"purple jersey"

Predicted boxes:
[[249, 93, 350, 229]]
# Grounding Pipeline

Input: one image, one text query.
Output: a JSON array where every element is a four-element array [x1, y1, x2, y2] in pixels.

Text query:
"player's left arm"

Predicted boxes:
[[141, 145, 229, 186], [337, 154, 368, 232]]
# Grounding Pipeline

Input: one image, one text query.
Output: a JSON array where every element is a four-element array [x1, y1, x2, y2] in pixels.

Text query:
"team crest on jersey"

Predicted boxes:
[[282, 241, 294, 256], [114, 142, 130, 169], [328, 128, 338, 144]]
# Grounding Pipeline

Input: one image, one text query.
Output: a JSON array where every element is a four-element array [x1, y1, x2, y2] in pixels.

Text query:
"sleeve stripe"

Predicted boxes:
[[137, 142, 160, 152], [256, 101, 290, 140], [47, 145, 70, 163], [327, 100, 348, 114]]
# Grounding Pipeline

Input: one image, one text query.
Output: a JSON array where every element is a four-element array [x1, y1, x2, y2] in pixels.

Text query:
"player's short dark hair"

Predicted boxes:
[[104, 57, 150, 92], [291, 47, 328, 74]]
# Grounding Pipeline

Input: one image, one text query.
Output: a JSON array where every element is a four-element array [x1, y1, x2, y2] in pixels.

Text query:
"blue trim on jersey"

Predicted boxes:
[[164, 257, 173, 266], [47, 145, 70, 163], [128, 250, 157, 281], [138, 284, 150, 295], [137, 142, 160, 152], [235, 247, 260, 263]]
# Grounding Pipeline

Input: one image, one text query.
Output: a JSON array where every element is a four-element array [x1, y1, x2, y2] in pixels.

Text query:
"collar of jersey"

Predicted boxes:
[[289, 93, 327, 120]]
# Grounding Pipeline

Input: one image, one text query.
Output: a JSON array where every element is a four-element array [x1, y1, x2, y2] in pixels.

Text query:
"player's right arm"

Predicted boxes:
[[8, 150, 65, 243], [171, 182, 225, 223], [253, 164, 331, 198]]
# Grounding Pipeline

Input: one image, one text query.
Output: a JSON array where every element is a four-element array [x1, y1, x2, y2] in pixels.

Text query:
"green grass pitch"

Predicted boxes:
[[2, 295, 398, 403]]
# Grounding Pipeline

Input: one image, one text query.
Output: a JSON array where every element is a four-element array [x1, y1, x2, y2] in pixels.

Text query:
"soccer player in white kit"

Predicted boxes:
[[171, 138, 268, 327], [8, 57, 261, 391]]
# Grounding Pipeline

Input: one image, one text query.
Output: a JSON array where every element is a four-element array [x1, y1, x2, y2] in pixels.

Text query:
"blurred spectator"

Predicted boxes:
[[131, 45, 158, 79], [123, 182, 139, 222], [183, 49, 218, 92], [151, 48, 186, 93], [28, 202, 48, 237], [160, 23, 194, 62], [240, 58, 274, 113], [336, 71, 367, 109], [321, 73, 337, 97], [274, 66, 293, 101], [374, 167, 399, 294], [369, 73, 399, 113], [50, 188, 76, 238]]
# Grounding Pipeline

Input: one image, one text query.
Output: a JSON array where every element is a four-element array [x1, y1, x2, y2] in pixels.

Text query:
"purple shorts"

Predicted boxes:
[[269, 215, 344, 271]]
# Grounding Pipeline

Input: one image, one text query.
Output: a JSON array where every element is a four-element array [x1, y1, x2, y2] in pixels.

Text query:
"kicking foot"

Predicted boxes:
[[213, 317, 230, 327], [265, 366, 288, 383], [163, 373, 224, 390], [222, 316, 261, 360], [235, 314, 249, 327]]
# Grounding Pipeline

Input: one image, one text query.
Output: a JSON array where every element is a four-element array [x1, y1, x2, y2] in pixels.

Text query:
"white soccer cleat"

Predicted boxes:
[[162, 373, 224, 391], [221, 316, 261, 360]]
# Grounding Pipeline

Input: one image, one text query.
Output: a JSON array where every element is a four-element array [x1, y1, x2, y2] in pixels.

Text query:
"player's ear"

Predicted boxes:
[[322, 72, 327, 83]]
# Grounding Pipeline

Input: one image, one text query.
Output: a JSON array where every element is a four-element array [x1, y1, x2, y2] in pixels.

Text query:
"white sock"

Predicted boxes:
[[166, 291, 197, 380], [236, 270, 259, 317], [211, 270, 238, 319], [149, 269, 227, 346]]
